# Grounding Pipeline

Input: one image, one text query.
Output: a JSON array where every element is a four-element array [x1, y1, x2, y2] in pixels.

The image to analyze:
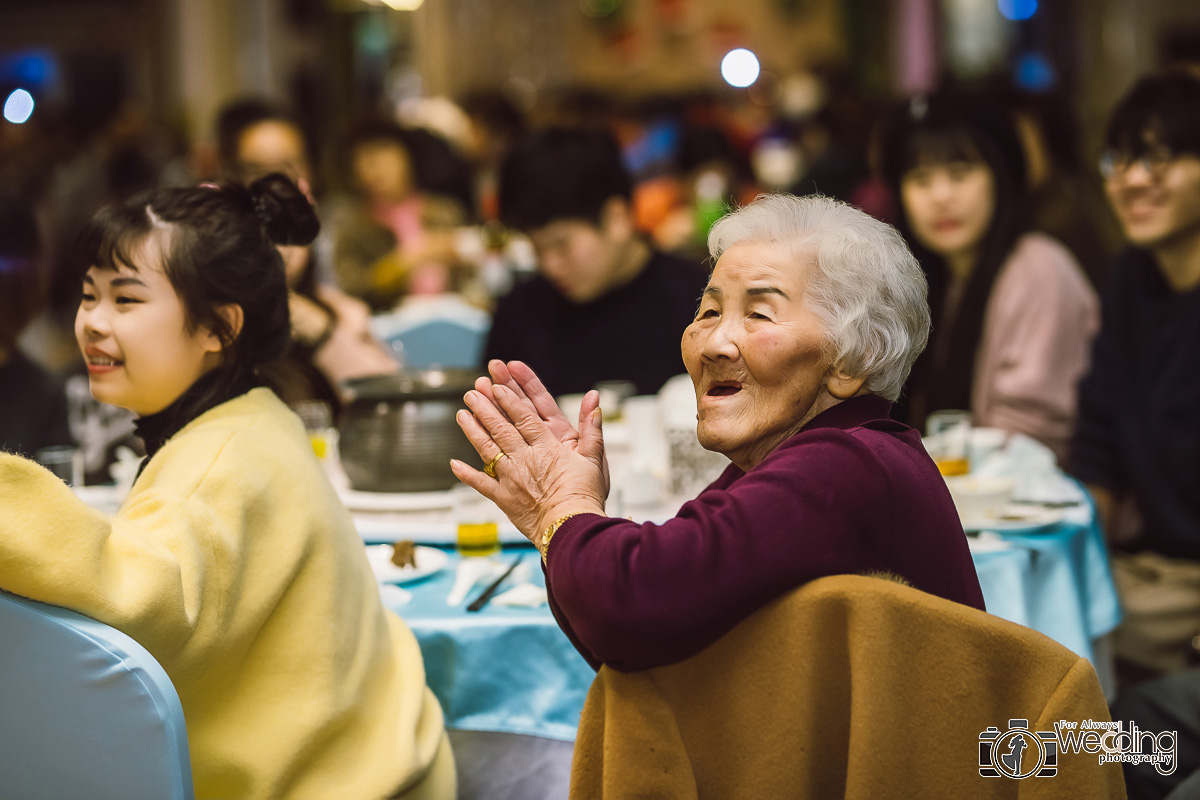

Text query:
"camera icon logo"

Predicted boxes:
[[979, 719, 1058, 778]]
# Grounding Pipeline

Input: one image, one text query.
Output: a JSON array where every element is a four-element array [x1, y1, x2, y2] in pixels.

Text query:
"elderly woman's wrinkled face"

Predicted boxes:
[[682, 241, 849, 471]]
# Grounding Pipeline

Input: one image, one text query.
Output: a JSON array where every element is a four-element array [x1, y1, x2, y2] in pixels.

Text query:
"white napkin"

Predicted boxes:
[[966, 530, 1013, 554], [491, 583, 548, 608], [446, 558, 505, 606], [109, 446, 141, 496], [970, 433, 1085, 505], [378, 584, 412, 606]]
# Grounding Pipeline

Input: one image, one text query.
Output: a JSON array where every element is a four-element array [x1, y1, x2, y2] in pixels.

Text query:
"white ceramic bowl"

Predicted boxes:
[[943, 476, 1015, 523]]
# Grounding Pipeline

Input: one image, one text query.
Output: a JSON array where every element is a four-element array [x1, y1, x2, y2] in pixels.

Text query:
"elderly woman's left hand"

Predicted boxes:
[[451, 383, 608, 550]]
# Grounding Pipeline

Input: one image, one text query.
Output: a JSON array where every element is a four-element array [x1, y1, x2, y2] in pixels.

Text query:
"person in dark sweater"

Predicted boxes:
[[483, 127, 707, 397], [455, 194, 984, 672], [0, 191, 72, 459], [1070, 71, 1200, 688]]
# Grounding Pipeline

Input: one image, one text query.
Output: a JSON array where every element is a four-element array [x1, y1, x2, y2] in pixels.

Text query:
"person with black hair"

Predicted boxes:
[[460, 89, 527, 222], [0, 191, 73, 458], [1071, 70, 1200, 689], [213, 100, 399, 410], [215, 98, 315, 193], [484, 127, 708, 397], [880, 89, 1098, 463], [328, 119, 469, 311], [0, 174, 454, 799]]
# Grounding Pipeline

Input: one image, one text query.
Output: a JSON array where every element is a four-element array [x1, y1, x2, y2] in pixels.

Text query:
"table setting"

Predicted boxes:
[[926, 419, 1122, 689]]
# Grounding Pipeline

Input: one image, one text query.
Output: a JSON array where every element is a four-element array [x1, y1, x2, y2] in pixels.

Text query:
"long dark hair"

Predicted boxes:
[[78, 173, 319, 417], [879, 89, 1030, 426]]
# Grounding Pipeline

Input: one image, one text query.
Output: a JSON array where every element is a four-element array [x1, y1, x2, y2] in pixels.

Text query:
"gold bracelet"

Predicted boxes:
[[540, 513, 583, 565]]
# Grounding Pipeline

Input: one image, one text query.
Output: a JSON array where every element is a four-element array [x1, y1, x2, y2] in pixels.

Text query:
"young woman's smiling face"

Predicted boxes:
[[75, 237, 224, 416]]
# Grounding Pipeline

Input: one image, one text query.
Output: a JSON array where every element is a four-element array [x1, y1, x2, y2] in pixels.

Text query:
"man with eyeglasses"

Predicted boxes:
[[1071, 70, 1200, 693]]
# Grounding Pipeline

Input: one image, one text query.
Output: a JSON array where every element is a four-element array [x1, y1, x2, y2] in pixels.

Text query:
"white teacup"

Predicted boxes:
[[944, 475, 1016, 523]]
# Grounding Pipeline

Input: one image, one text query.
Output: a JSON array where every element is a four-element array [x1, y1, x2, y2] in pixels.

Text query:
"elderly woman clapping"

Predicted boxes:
[[452, 195, 985, 671]]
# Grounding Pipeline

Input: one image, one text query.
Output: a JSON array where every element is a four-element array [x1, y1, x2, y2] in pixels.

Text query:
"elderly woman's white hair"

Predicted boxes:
[[708, 194, 929, 402]]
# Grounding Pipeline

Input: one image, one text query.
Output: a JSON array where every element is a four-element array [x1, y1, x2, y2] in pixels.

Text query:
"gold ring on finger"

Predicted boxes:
[[483, 451, 507, 479]]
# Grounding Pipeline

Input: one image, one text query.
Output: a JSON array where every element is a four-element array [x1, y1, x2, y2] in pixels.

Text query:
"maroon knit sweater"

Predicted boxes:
[[544, 393, 986, 671]]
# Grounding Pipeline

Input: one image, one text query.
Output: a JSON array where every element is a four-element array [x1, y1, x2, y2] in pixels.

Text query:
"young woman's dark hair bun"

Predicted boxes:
[[247, 172, 320, 247]]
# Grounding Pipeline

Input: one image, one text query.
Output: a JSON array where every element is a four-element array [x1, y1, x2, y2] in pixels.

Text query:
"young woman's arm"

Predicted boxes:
[[0, 454, 217, 658]]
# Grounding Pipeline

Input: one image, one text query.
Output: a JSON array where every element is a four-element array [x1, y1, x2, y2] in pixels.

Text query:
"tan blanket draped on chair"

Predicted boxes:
[[570, 574, 1125, 799]]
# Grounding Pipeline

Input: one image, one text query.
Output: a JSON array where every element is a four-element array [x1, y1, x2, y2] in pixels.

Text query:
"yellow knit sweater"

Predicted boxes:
[[0, 388, 454, 800]]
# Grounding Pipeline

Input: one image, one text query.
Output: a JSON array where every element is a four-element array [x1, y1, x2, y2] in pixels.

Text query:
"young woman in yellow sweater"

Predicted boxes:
[[0, 174, 454, 800]]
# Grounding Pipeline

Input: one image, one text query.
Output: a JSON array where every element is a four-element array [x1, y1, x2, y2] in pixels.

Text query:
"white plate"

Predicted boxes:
[[366, 544, 449, 584], [73, 484, 126, 514], [339, 488, 455, 512], [961, 505, 1066, 534]]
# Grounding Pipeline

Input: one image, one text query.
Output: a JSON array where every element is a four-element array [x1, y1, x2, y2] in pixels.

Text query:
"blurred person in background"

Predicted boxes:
[[790, 73, 893, 223], [0, 190, 72, 458], [0, 174, 453, 799], [327, 119, 469, 311], [880, 89, 1098, 463], [1071, 70, 1200, 692], [214, 100, 398, 412], [262, 215, 400, 415], [485, 127, 708, 397], [995, 82, 1122, 288], [460, 89, 528, 223], [215, 98, 315, 194]]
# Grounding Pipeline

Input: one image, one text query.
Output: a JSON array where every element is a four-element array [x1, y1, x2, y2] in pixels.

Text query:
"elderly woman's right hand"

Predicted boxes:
[[451, 379, 608, 551]]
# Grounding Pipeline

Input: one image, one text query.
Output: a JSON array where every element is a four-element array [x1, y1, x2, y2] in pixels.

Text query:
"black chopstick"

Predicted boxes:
[[466, 557, 523, 612]]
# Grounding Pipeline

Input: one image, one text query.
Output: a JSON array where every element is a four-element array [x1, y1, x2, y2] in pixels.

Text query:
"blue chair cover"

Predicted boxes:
[[0, 590, 194, 800], [371, 298, 491, 370]]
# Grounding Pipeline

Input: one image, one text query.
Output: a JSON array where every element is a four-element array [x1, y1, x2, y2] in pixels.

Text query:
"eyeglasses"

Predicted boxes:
[[1098, 146, 1177, 181]]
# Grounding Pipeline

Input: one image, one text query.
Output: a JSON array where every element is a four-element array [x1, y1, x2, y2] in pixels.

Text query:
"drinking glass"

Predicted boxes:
[[294, 400, 335, 460], [35, 445, 83, 487], [926, 410, 972, 476], [452, 485, 501, 558]]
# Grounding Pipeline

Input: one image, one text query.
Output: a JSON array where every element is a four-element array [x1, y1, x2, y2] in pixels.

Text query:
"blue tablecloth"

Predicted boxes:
[[970, 501, 1122, 663], [385, 500, 1123, 742], [389, 549, 595, 741]]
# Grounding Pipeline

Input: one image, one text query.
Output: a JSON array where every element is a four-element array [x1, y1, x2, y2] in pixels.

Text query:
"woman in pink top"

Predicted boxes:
[[880, 89, 1099, 463]]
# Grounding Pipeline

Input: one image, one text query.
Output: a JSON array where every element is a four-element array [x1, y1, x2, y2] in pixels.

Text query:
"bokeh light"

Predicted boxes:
[[721, 49, 760, 89], [4, 89, 34, 124], [1015, 52, 1055, 91], [997, 0, 1038, 21]]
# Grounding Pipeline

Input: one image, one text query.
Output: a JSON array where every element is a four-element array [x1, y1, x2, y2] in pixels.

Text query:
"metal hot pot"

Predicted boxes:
[[337, 369, 481, 493]]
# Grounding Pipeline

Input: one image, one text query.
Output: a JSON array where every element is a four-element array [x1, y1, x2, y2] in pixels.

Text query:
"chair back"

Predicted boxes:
[[0, 589, 194, 800], [570, 574, 1125, 800], [371, 297, 490, 369]]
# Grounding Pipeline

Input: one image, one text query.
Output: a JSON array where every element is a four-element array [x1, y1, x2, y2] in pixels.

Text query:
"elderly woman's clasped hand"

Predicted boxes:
[[451, 360, 610, 554]]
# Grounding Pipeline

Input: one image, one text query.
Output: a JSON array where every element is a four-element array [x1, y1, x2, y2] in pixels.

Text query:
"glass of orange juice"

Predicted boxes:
[[451, 485, 501, 558], [926, 410, 972, 476], [295, 400, 335, 459]]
